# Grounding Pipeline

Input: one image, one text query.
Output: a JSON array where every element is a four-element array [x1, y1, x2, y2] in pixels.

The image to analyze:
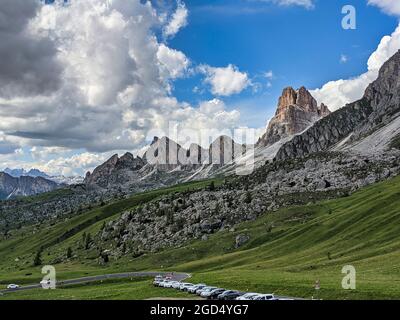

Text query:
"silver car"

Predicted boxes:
[[236, 293, 259, 300], [188, 284, 206, 293], [200, 287, 218, 297], [252, 294, 276, 300], [196, 286, 214, 295]]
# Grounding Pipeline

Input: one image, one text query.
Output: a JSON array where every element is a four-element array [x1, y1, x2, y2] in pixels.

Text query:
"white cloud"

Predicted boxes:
[[163, 0, 188, 38], [260, 0, 315, 9], [340, 54, 348, 64], [0, 0, 246, 176], [264, 70, 274, 79], [157, 44, 190, 80], [311, 24, 400, 111], [368, 0, 400, 16], [199, 64, 250, 96]]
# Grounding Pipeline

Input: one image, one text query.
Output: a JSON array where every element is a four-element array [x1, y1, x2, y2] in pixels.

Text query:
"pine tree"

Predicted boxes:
[[245, 191, 252, 204], [209, 181, 215, 191], [33, 250, 42, 266], [85, 233, 92, 250], [67, 247, 73, 259]]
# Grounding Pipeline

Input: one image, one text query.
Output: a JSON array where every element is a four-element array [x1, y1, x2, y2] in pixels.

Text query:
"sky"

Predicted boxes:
[[0, 0, 400, 176]]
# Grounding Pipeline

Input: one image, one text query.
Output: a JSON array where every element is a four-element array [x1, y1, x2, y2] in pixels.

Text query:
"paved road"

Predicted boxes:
[[0, 272, 303, 300], [0, 272, 190, 294]]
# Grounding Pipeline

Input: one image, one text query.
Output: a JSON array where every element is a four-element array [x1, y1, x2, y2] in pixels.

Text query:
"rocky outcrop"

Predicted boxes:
[[84, 153, 146, 188], [0, 172, 60, 200], [276, 50, 400, 161], [258, 86, 330, 147]]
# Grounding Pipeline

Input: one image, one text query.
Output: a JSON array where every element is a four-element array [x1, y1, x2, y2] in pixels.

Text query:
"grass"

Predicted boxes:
[[1, 278, 193, 300], [1, 175, 400, 300]]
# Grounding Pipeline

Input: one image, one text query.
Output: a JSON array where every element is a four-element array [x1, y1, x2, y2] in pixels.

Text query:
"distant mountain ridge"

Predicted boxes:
[[4, 168, 49, 178], [3, 168, 83, 186], [0, 172, 60, 200]]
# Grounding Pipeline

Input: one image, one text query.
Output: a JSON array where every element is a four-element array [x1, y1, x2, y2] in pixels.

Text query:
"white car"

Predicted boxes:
[[180, 283, 194, 291], [178, 283, 192, 290], [252, 294, 276, 300], [164, 281, 174, 288], [172, 281, 182, 289], [236, 293, 259, 300], [7, 284, 20, 290], [159, 280, 169, 287]]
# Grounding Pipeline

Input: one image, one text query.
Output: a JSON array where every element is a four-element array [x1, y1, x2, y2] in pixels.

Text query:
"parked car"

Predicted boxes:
[[153, 276, 163, 286], [180, 283, 194, 291], [157, 280, 166, 287], [172, 281, 181, 289], [6, 284, 19, 290], [253, 294, 277, 301], [160, 280, 172, 288], [164, 281, 175, 288], [178, 282, 186, 290], [188, 284, 206, 293], [207, 288, 226, 300], [217, 290, 243, 300], [196, 286, 216, 295], [236, 293, 259, 300], [200, 287, 218, 298]]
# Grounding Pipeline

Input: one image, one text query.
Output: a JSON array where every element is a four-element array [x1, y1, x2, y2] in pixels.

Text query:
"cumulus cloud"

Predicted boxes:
[[0, 0, 62, 98], [311, 24, 400, 111], [163, 0, 188, 38], [157, 44, 190, 80], [368, 0, 400, 16], [199, 64, 250, 96], [0, 0, 244, 175]]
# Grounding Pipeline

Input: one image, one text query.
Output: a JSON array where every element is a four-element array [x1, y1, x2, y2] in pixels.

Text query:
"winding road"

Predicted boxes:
[[0, 272, 190, 294]]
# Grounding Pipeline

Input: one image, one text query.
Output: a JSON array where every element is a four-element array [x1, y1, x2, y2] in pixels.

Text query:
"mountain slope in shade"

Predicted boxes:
[[0, 172, 60, 200], [276, 50, 400, 160]]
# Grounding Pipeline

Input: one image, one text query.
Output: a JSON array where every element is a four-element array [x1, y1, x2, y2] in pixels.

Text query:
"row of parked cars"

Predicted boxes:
[[153, 276, 288, 301]]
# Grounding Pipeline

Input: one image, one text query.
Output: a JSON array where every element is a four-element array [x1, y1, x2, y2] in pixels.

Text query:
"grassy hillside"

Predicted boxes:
[[1, 175, 400, 299]]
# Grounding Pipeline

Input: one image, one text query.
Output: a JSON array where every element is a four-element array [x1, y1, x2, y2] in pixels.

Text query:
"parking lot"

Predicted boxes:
[[153, 275, 296, 301]]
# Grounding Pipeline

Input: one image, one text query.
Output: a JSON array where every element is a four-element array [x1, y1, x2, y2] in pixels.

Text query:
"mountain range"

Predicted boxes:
[[0, 172, 60, 200], [83, 86, 332, 191], [0, 168, 83, 200]]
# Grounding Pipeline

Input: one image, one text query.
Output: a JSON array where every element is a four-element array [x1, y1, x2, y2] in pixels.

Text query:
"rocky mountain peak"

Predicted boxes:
[[318, 103, 331, 117], [277, 86, 297, 111], [276, 50, 400, 161], [84, 152, 146, 188], [296, 86, 318, 113], [258, 86, 330, 147]]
